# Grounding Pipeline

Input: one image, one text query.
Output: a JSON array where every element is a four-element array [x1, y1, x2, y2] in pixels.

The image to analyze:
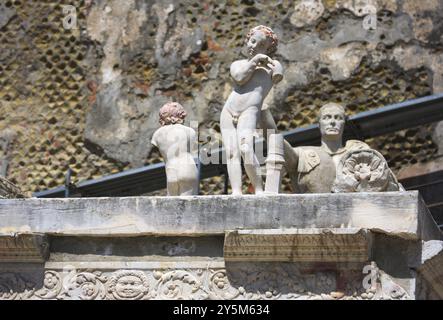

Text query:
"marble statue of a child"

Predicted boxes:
[[151, 102, 199, 196], [220, 25, 283, 195]]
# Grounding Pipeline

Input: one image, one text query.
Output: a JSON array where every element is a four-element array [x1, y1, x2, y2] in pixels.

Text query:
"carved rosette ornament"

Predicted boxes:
[[208, 270, 241, 300], [34, 271, 63, 299], [332, 149, 402, 193], [152, 270, 205, 300], [65, 271, 108, 300]]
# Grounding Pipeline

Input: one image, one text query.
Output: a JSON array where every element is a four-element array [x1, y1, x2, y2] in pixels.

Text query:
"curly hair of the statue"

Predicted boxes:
[[158, 102, 187, 126]]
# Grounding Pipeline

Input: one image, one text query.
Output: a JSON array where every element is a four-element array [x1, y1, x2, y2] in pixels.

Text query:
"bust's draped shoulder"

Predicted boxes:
[[295, 140, 370, 174], [296, 147, 321, 173]]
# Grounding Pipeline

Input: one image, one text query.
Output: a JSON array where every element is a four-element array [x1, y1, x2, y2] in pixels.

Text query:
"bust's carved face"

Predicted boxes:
[[319, 105, 345, 140]]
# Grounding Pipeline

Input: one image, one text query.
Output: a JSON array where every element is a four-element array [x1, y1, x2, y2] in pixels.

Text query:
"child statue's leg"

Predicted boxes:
[[177, 166, 199, 196], [178, 180, 198, 196], [237, 107, 264, 194], [221, 108, 242, 195], [166, 173, 180, 196]]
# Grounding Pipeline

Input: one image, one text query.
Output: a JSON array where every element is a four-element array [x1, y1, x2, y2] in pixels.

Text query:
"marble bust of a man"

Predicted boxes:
[[284, 103, 402, 193]]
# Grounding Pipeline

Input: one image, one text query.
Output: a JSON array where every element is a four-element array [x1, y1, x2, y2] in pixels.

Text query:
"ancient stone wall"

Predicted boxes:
[[0, 0, 442, 195]]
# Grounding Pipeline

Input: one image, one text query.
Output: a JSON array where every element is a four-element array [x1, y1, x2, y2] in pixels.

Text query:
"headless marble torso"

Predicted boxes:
[[151, 124, 198, 195]]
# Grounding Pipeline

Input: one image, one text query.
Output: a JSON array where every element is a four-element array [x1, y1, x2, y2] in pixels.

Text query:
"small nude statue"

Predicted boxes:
[[221, 25, 283, 195], [151, 102, 199, 196]]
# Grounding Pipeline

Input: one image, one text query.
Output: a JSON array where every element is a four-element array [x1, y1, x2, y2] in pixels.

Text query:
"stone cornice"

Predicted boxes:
[[0, 192, 441, 240]]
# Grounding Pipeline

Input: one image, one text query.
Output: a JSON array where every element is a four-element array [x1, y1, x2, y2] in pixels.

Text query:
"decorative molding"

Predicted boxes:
[[0, 234, 49, 263], [224, 229, 371, 262]]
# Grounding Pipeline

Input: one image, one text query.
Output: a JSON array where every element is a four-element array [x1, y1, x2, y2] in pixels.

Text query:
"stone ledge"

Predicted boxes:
[[0, 192, 441, 240]]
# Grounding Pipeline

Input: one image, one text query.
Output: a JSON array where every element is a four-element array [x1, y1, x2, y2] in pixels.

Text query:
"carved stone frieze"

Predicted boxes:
[[0, 262, 411, 300]]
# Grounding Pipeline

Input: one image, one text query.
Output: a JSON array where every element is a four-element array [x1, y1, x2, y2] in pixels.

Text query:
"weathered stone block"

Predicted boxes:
[[0, 192, 440, 240]]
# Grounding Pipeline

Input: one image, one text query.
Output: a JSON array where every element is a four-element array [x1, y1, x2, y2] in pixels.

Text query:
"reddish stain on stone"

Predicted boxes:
[[207, 37, 223, 52], [133, 82, 150, 95], [87, 80, 98, 105], [182, 67, 192, 77]]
